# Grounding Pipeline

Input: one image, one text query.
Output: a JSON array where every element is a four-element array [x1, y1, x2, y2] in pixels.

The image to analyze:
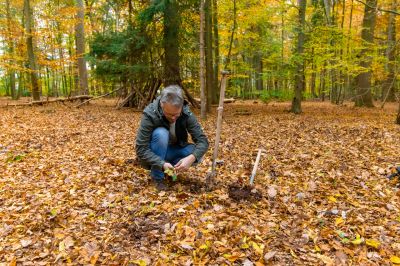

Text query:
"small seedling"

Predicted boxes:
[[164, 168, 177, 181]]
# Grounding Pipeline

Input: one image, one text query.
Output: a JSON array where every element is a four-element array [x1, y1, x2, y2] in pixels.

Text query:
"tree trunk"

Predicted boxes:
[[225, 0, 236, 70], [311, 57, 317, 98], [355, 0, 377, 107], [345, 0, 354, 98], [163, 0, 181, 86], [254, 52, 263, 91], [75, 0, 89, 95], [397, 102, 400, 124], [24, 0, 41, 101], [382, 0, 397, 103], [200, 0, 206, 119], [212, 0, 219, 104], [6, 0, 17, 99], [205, 0, 214, 110], [291, 0, 306, 114]]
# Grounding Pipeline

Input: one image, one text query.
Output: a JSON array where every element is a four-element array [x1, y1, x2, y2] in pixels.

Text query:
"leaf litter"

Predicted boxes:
[[0, 100, 400, 265]]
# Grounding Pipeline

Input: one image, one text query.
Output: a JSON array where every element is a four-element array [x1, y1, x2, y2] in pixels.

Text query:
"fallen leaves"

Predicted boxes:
[[0, 101, 400, 264]]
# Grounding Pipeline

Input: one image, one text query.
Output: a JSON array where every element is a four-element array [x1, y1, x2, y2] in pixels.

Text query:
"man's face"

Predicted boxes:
[[161, 102, 182, 123]]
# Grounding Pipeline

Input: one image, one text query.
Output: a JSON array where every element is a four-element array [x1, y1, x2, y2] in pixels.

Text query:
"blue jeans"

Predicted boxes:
[[151, 127, 195, 181]]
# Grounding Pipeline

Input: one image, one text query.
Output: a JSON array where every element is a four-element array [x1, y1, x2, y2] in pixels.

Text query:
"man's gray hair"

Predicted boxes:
[[160, 85, 184, 107]]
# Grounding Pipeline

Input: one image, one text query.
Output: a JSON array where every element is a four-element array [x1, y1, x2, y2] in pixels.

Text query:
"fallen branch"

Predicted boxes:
[[75, 87, 124, 108], [195, 97, 235, 104], [4, 95, 93, 107]]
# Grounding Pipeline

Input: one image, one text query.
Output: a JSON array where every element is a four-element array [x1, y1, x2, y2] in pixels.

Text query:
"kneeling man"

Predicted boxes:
[[135, 85, 209, 190]]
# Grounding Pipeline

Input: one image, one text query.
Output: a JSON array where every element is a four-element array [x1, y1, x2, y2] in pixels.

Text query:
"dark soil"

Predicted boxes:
[[228, 184, 262, 202], [172, 176, 212, 194], [127, 213, 170, 244]]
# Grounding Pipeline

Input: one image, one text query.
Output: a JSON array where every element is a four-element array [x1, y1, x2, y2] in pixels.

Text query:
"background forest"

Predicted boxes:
[[0, 0, 399, 114]]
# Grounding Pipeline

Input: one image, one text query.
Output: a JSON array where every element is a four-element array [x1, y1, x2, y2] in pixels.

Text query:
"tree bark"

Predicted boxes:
[[355, 0, 377, 107], [163, 0, 181, 86], [254, 52, 263, 91], [23, 0, 41, 101], [205, 0, 214, 111], [212, 0, 219, 104], [397, 102, 400, 125], [75, 0, 89, 95], [6, 0, 17, 99], [382, 0, 397, 103], [200, 0, 206, 119], [291, 0, 306, 114], [311, 48, 317, 98], [346, 0, 354, 98]]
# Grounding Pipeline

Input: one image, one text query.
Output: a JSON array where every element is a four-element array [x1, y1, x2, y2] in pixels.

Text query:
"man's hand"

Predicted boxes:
[[175, 154, 196, 172], [163, 162, 174, 170]]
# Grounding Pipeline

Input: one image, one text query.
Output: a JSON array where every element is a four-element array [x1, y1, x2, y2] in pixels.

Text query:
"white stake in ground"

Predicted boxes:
[[250, 149, 263, 185]]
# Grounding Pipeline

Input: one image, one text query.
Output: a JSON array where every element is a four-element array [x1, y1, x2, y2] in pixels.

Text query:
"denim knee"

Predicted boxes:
[[151, 127, 169, 147]]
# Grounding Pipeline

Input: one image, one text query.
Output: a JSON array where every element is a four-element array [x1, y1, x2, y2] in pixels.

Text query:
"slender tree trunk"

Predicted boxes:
[[254, 52, 263, 91], [355, 0, 377, 107], [24, 0, 41, 101], [205, 0, 214, 111], [346, 0, 354, 98], [75, 0, 89, 95], [382, 0, 397, 103], [163, 0, 181, 86], [56, 21, 67, 96], [128, 0, 133, 26], [291, 0, 306, 114], [200, 0, 206, 119], [212, 0, 219, 103], [280, 3, 286, 91], [6, 0, 17, 99], [311, 48, 317, 98], [397, 102, 400, 124], [225, 0, 236, 70]]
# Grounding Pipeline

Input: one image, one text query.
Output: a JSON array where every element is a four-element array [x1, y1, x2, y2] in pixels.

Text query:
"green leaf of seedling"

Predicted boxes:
[[6, 153, 26, 163], [49, 208, 57, 217], [164, 168, 177, 181]]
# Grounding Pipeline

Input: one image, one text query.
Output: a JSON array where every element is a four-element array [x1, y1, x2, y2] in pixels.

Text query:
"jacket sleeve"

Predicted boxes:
[[186, 113, 209, 162], [135, 113, 165, 169]]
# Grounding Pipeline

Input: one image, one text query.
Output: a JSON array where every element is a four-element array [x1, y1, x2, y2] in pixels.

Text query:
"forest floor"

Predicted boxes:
[[0, 98, 400, 265]]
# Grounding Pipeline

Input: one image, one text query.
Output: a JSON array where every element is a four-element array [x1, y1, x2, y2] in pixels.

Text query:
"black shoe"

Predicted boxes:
[[153, 179, 168, 191]]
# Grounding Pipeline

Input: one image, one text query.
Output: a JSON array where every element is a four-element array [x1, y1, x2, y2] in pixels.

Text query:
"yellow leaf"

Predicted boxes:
[[199, 244, 208, 250], [59, 241, 66, 252], [255, 235, 263, 241], [351, 234, 363, 245], [90, 251, 100, 265], [290, 249, 298, 258], [366, 239, 380, 249], [241, 243, 250, 249], [131, 259, 147, 266], [335, 217, 344, 226], [390, 256, 400, 264], [223, 254, 240, 262], [315, 253, 334, 265], [315, 245, 321, 252], [250, 241, 264, 254], [328, 196, 337, 203]]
